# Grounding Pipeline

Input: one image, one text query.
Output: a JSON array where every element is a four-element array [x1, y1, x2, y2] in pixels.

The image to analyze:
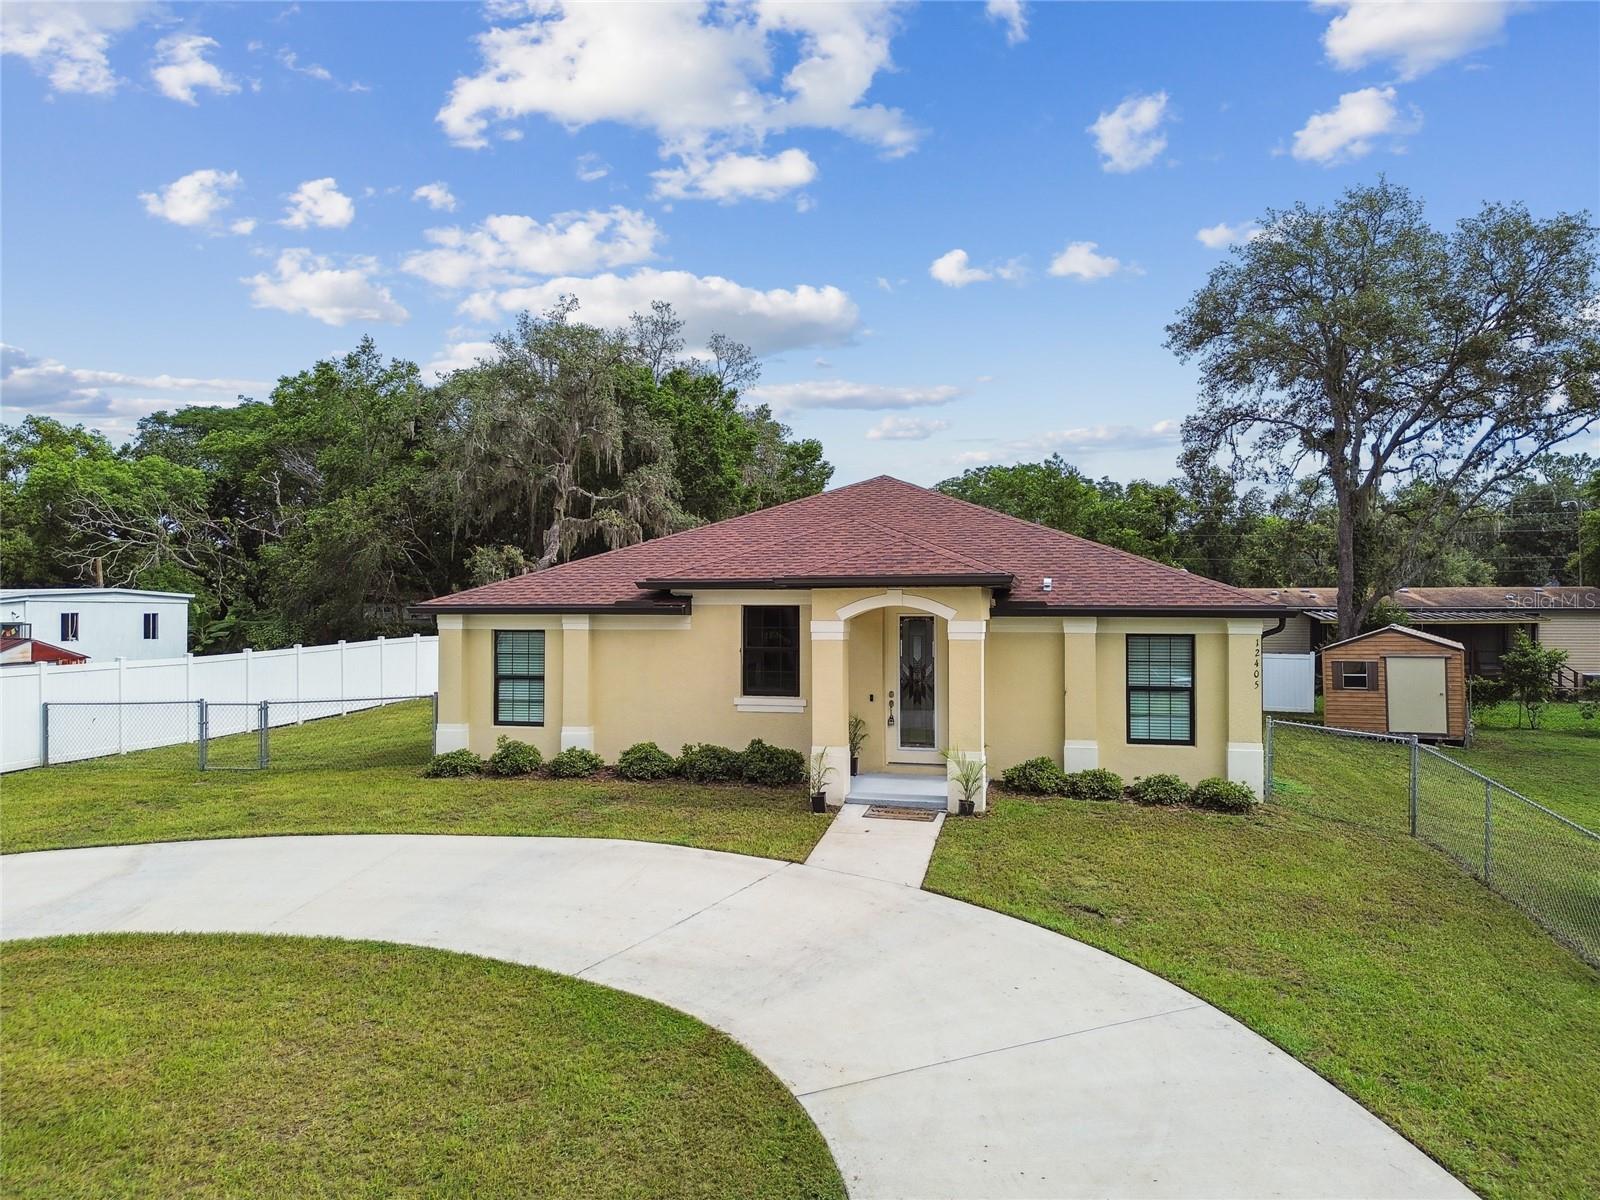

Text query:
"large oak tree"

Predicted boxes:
[[1167, 180, 1599, 637]]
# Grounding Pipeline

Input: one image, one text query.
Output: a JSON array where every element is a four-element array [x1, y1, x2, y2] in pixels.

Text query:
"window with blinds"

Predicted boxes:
[[494, 630, 546, 726], [1127, 634, 1195, 745]]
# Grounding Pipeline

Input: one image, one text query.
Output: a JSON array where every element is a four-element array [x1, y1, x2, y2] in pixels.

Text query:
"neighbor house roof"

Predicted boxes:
[[1319, 624, 1466, 654], [1240, 586, 1600, 623], [0, 588, 194, 602], [421, 475, 1282, 616], [0, 636, 90, 665]]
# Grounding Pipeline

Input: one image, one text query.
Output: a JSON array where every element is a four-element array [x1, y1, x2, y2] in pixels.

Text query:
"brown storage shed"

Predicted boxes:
[[1320, 625, 1467, 742]]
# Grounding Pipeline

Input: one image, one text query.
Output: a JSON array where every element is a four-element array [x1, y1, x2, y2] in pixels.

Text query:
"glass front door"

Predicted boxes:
[[898, 616, 936, 749]]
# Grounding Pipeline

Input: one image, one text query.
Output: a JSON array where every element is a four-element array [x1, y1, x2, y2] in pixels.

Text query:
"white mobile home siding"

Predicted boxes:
[[0, 590, 191, 663], [1539, 612, 1600, 675], [1262, 613, 1315, 654]]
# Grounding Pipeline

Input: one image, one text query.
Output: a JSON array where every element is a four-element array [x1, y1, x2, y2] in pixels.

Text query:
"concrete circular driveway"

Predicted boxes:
[[2, 835, 1469, 1199]]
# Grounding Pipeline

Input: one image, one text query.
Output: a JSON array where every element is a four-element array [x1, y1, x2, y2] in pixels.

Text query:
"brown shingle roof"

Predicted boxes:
[[420, 476, 1281, 614]]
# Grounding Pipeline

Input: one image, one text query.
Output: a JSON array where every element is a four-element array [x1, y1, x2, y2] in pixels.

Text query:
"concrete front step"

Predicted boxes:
[[845, 771, 948, 810]]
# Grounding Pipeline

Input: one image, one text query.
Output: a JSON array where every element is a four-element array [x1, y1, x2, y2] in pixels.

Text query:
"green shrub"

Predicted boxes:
[[1192, 777, 1259, 813], [547, 747, 605, 778], [1065, 768, 1124, 801], [617, 741, 677, 781], [1129, 773, 1189, 806], [677, 743, 743, 783], [422, 749, 485, 778], [486, 735, 542, 777], [741, 739, 806, 787], [1000, 756, 1068, 795]]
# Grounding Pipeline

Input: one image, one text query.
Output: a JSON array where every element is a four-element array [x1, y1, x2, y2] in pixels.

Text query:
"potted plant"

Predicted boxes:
[[807, 749, 835, 813], [941, 748, 985, 817], [847, 714, 867, 776]]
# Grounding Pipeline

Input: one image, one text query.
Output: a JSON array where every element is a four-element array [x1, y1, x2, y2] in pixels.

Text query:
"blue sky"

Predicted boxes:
[[3, 0, 1597, 486]]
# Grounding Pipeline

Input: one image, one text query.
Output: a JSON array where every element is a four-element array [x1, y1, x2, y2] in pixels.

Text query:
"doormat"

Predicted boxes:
[[864, 805, 939, 822]]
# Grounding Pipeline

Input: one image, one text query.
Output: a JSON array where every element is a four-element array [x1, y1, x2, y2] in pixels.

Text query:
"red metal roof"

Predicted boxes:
[[420, 475, 1281, 615], [0, 637, 90, 664]]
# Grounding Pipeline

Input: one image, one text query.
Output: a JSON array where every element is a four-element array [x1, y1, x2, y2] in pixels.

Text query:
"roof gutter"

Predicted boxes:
[[991, 602, 1289, 618], [409, 599, 693, 617], [636, 573, 1016, 590]]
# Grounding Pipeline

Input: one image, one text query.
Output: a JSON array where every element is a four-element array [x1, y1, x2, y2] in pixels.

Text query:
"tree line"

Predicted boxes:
[[1, 301, 830, 650]]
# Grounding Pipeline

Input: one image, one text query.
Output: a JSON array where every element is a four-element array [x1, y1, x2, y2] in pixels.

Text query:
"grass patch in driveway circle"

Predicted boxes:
[[1, 934, 845, 1200]]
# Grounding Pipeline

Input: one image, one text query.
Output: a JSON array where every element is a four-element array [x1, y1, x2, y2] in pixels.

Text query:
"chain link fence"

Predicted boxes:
[[1267, 717, 1600, 970], [41, 696, 436, 773]]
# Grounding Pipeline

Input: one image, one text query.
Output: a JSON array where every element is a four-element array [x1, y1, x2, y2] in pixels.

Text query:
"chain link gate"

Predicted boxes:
[[1267, 717, 1600, 970], [40, 695, 436, 773]]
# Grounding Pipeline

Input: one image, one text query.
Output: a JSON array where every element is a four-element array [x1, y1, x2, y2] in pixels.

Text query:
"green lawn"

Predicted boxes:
[[1459, 702, 1600, 829], [1, 934, 845, 1200], [2, 701, 828, 862], [928, 739, 1600, 1200]]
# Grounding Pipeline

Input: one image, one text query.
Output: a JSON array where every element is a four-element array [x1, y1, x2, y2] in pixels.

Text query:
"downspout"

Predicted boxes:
[[1263, 616, 1288, 640]]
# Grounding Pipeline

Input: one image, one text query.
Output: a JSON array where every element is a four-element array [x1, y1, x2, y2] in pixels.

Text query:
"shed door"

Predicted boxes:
[[1385, 656, 1448, 735]]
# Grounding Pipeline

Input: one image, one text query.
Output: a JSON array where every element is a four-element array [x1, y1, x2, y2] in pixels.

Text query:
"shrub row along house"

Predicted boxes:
[[420, 477, 1282, 812]]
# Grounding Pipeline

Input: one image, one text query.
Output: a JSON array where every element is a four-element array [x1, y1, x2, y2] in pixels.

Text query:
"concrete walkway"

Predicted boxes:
[[2, 836, 1469, 1200], [805, 803, 945, 886]]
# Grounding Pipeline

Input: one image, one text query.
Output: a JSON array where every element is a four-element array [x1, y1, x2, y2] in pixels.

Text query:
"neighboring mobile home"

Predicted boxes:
[[420, 477, 1282, 811], [1247, 586, 1600, 683], [0, 588, 192, 664]]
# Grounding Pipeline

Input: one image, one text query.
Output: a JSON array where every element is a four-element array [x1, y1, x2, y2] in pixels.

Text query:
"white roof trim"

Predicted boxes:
[[1318, 624, 1466, 654], [0, 588, 194, 601]]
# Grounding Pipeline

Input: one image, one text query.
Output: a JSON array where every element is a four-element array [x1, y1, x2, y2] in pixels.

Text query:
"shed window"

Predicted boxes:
[[59, 612, 79, 642], [1334, 660, 1377, 690], [742, 606, 800, 697], [143, 612, 159, 640], [494, 631, 546, 726], [1127, 635, 1194, 745]]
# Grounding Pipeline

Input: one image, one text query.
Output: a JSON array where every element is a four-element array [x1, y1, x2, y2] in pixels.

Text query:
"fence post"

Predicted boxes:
[[242, 647, 253, 703], [294, 643, 305, 724], [259, 700, 270, 769], [413, 633, 422, 697], [1483, 780, 1493, 885], [116, 656, 127, 755], [1263, 716, 1274, 798], [339, 640, 348, 715], [198, 699, 208, 771], [377, 635, 386, 700], [41, 701, 50, 767], [1408, 736, 1419, 837]]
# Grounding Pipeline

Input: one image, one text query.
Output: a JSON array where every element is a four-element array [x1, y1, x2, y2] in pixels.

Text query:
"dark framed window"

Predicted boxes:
[[59, 612, 79, 642], [1333, 660, 1377, 691], [1127, 634, 1195, 745], [494, 630, 546, 726], [741, 606, 800, 697], [143, 612, 159, 640]]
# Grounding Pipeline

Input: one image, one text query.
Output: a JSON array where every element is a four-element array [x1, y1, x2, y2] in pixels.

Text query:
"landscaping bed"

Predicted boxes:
[[1, 934, 843, 1199]]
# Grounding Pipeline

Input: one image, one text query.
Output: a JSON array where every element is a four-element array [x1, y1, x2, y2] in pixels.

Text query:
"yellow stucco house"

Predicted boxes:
[[420, 476, 1283, 812]]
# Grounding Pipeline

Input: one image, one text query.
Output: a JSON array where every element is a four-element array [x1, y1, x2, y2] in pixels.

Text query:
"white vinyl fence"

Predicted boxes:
[[0, 635, 437, 772], [1263, 652, 1317, 714]]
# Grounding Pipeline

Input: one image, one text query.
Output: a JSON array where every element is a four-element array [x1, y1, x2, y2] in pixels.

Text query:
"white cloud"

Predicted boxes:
[[744, 380, 959, 413], [244, 249, 408, 326], [0, 342, 265, 442], [867, 415, 950, 440], [412, 181, 457, 212], [1317, 0, 1516, 80], [139, 168, 242, 228], [280, 177, 356, 229], [437, 2, 916, 191], [402, 207, 661, 289], [0, 1, 151, 96], [576, 153, 610, 182], [652, 148, 817, 202], [229, 218, 258, 236], [1047, 241, 1125, 280], [928, 249, 1023, 288], [955, 420, 1182, 465], [985, 0, 1027, 46], [463, 269, 858, 356], [425, 339, 497, 378], [277, 47, 367, 91], [1087, 91, 1169, 173], [150, 34, 237, 105], [1195, 221, 1261, 249], [1291, 86, 1420, 164]]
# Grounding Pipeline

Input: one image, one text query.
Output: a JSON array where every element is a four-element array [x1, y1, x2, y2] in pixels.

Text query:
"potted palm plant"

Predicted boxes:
[[941, 749, 985, 817], [807, 749, 835, 813], [847, 714, 867, 776]]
